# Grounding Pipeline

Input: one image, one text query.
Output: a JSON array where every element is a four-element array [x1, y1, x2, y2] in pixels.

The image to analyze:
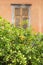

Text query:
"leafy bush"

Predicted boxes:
[[0, 17, 43, 65]]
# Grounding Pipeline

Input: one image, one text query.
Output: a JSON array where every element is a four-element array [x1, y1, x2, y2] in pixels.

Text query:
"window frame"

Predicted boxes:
[[11, 4, 31, 27]]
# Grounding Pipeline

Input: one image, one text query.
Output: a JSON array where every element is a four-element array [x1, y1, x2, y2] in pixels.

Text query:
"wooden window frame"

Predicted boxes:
[[11, 4, 32, 27]]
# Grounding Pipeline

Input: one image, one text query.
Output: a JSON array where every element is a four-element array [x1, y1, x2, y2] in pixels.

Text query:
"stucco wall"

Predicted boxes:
[[0, 0, 42, 32]]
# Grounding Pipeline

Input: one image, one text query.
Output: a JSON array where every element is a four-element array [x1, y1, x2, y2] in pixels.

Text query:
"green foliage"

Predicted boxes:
[[0, 17, 43, 65]]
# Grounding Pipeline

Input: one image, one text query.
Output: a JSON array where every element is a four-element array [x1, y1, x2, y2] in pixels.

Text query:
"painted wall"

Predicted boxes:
[[0, 0, 42, 32]]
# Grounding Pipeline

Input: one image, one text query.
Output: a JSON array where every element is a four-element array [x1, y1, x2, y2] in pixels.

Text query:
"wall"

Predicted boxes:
[[0, 0, 42, 32]]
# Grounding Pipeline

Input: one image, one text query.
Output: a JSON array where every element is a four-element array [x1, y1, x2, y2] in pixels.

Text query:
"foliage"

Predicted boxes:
[[0, 17, 43, 65]]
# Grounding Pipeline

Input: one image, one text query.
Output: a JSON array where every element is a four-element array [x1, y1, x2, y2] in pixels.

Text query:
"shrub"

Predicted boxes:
[[0, 17, 43, 65]]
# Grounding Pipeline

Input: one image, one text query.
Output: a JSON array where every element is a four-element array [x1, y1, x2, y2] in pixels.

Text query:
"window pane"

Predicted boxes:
[[22, 17, 28, 28], [15, 8, 20, 16], [22, 8, 28, 16], [15, 18, 20, 27]]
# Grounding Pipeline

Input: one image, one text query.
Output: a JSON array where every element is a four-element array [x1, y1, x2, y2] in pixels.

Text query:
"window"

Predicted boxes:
[[11, 4, 31, 28], [15, 7, 29, 28]]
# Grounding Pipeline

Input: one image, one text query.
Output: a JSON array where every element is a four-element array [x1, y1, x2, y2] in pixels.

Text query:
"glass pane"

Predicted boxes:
[[22, 17, 28, 29], [15, 8, 20, 16], [15, 18, 20, 27], [22, 8, 28, 16]]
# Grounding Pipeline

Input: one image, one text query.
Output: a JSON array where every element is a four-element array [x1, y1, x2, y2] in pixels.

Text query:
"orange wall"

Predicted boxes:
[[0, 0, 42, 32]]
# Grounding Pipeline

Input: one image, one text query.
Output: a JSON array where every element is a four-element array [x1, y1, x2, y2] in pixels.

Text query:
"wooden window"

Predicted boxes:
[[14, 7, 29, 28]]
